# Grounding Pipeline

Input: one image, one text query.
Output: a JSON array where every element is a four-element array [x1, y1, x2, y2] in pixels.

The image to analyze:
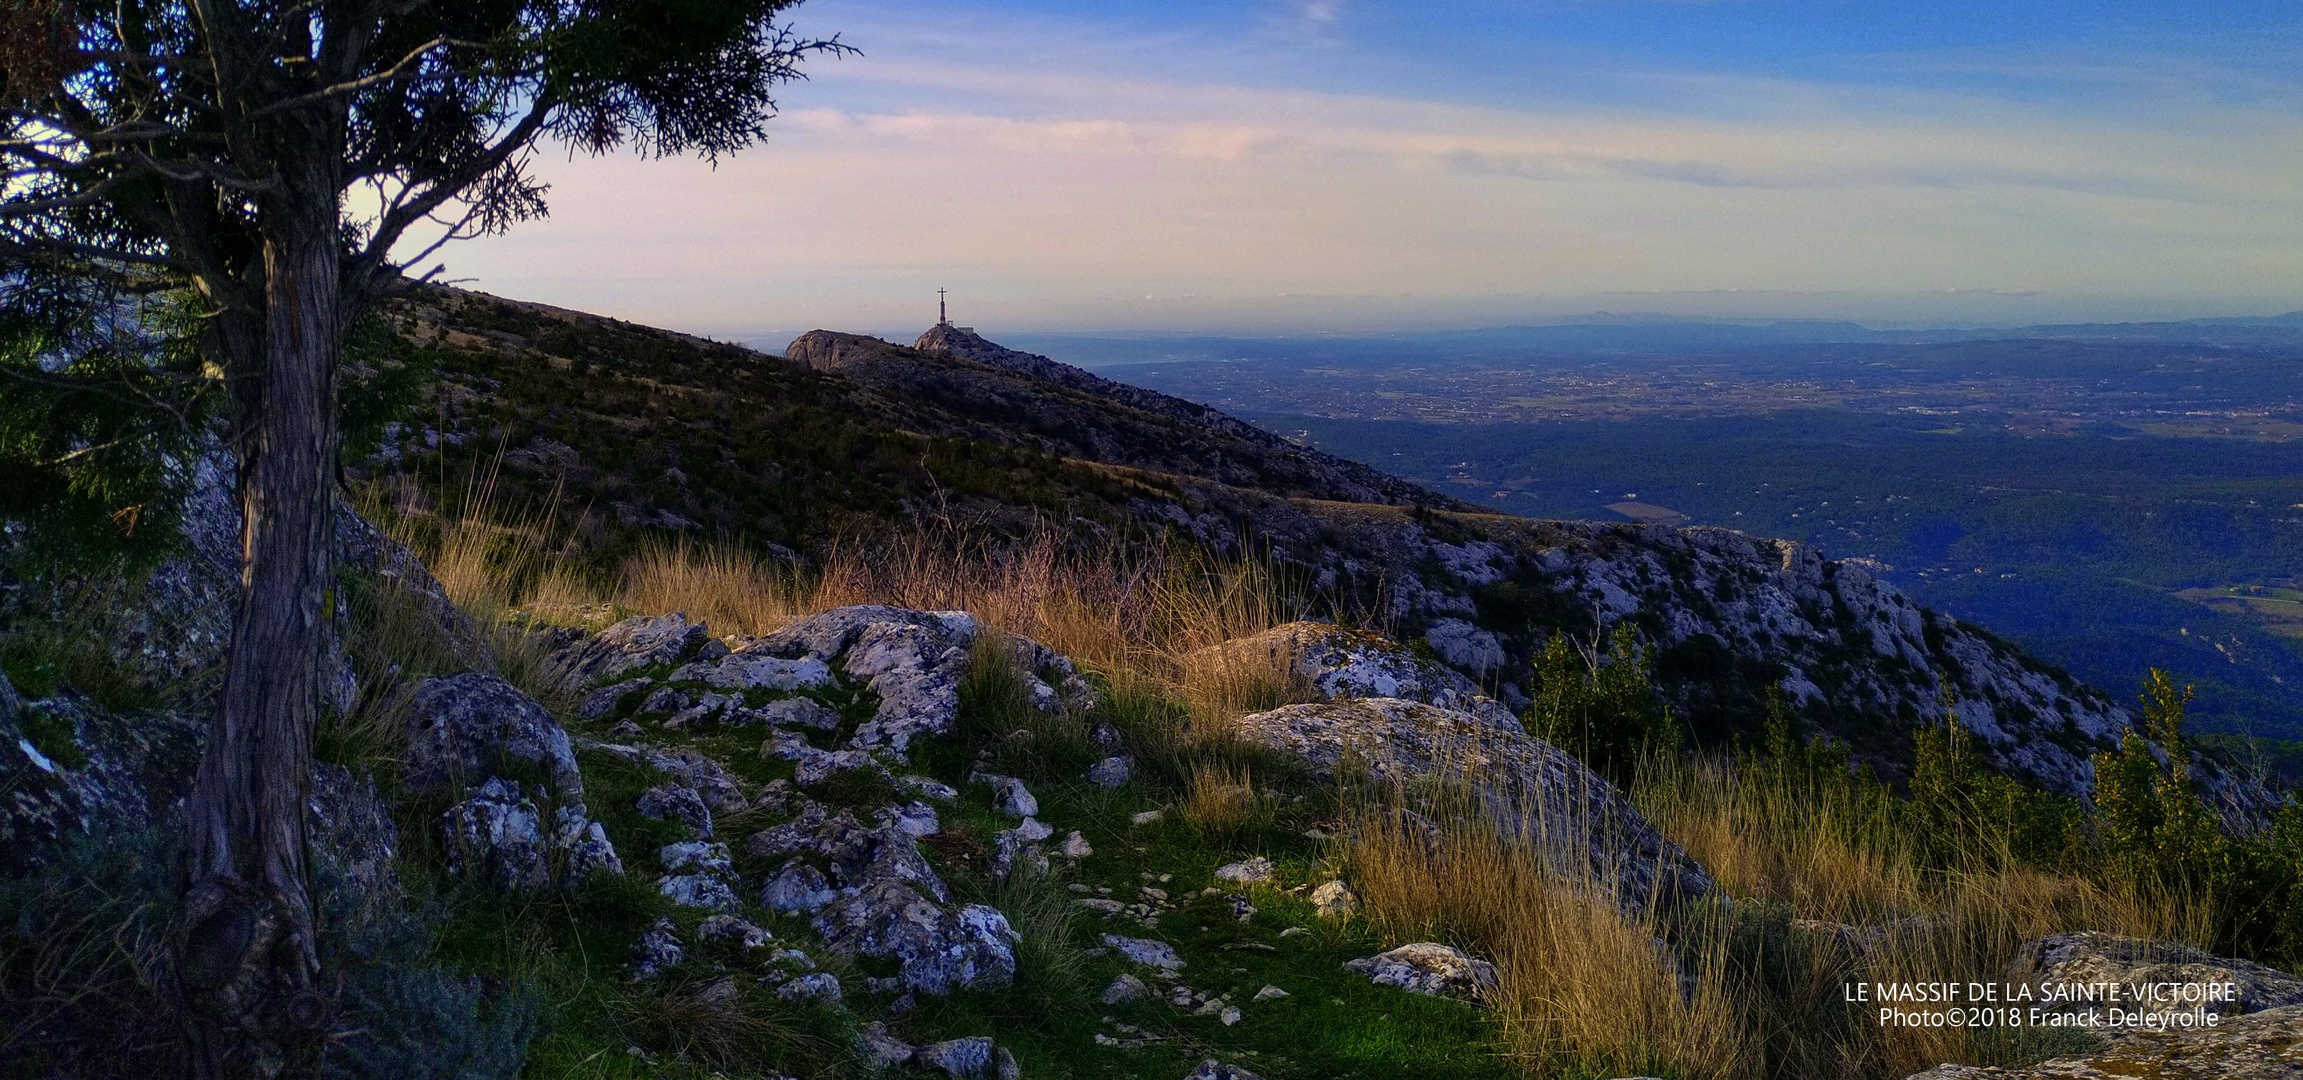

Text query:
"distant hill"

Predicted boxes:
[[993, 310, 2303, 369]]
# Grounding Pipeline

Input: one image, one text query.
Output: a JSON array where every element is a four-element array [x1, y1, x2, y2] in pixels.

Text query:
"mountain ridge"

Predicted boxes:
[[361, 286, 2277, 818]]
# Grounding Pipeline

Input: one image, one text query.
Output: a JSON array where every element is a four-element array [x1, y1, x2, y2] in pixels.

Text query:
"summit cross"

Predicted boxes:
[[939, 288, 948, 326]]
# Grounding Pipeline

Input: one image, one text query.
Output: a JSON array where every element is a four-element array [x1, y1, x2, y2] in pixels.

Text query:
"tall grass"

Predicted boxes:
[[1345, 793, 1750, 1080]]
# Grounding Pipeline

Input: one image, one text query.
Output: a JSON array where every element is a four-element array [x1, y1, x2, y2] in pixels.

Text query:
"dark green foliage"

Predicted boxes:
[[1908, 681, 2083, 870], [2091, 671, 2225, 890], [1525, 624, 1682, 784], [0, 290, 210, 576], [339, 314, 439, 463], [2090, 671, 2303, 966], [319, 874, 542, 1080]]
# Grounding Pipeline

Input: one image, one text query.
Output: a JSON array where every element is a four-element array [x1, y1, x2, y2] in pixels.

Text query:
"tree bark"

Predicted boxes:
[[178, 151, 344, 1080]]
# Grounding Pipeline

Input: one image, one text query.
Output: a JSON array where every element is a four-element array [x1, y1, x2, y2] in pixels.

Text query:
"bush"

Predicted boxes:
[[1524, 624, 1682, 784]]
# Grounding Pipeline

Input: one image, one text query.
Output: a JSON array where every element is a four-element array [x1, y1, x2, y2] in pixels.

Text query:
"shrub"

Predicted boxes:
[[1524, 624, 1681, 784]]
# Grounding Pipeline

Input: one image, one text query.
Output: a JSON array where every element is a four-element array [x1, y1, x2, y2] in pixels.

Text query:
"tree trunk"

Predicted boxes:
[[179, 158, 344, 1079]]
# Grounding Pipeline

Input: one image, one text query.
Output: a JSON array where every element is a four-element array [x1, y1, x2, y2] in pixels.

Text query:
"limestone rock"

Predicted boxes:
[[0, 685, 202, 865], [1202, 622, 1521, 731], [1086, 754, 1134, 789], [656, 840, 739, 911], [810, 881, 1019, 996], [991, 776, 1038, 818], [1899, 1003, 2303, 1080], [442, 777, 551, 890], [745, 606, 979, 755], [762, 859, 840, 913], [550, 612, 719, 687], [1215, 857, 1275, 885], [776, 972, 843, 1004], [668, 653, 835, 692], [629, 916, 685, 980], [915, 1037, 995, 1078], [1181, 1061, 1264, 1080], [2008, 932, 2303, 1020], [696, 914, 773, 950], [745, 696, 843, 731], [404, 672, 583, 800], [636, 784, 714, 838], [857, 1022, 915, 1071], [1346, 942, 1499, 1002], [1311, 880, 1359, 919], [1103, 974, 1150, 1004], [1103, 935, 1185, 972], [1234, 698, 1710, 908]]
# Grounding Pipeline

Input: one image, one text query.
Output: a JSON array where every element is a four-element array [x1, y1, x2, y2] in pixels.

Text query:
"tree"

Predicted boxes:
[[1, 2, 847, 1074]]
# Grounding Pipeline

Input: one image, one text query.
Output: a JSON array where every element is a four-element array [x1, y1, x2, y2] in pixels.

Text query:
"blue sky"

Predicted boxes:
[[436, 0, 2303, 337]]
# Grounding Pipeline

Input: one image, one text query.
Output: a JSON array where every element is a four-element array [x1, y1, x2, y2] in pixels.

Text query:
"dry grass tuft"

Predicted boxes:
[[616, 540, 805, 637], [1346, 798, 1751, 1079], [1181, 761, 1269, 842]]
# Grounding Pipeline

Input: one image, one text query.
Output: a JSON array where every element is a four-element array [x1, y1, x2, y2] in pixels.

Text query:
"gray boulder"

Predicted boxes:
[[630, 916, 684, 980], [696, 914, 773, 950], [914, 1037, 994, 1079], [744, 606, 979, 755], [1214, 857, 1275, 885], [810, 881, 1019, 996], [636, 784, 714, 839], [1311, 880, 1359, 919], [1345, 942, 1498, 1002], [1202, 622, 1521, 731], [991, 776, 1038, 818], [1902, 1002, 2303, 1080], [2008, 931, 2303, 1021], [441, 778, 552, 890], [1233, 697, 1710, 909], [761, 859, 840, 913], [550, 612, 720, 687], [656, 840, 739, 911], [404, 672, 583, 799], [669, 653, 836, 692], [775, 971, 843, 1004], [1086, 754, 1133, 789], [743, 696, 844, 731], [1103, 935, 1184, 972], [1103, 974, 1150, 1004], [0, 684, 202, 865]]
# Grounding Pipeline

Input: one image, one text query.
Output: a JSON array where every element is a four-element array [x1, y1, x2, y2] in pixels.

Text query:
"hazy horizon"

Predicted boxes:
[[423, 0, 2303, 336]]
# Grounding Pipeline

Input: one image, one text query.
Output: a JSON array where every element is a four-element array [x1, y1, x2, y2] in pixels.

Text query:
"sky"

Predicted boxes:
[[430, 0, 2303, 340]]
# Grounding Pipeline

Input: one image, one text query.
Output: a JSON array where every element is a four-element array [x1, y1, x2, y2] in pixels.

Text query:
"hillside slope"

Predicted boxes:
[[363, 287, 2271, 813]]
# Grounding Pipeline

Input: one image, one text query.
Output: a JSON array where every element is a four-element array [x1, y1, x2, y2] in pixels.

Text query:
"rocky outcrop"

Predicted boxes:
[[547, 612, 723, 688], [409, 672, 621, 889], [1903, 1002, 2303, 1080], [2008, 932, 2303, 1022], [0, 677, 204, 867], [1903, 936, 2303, 1080], [1197, 621, 1520, 730], [1345, 942, 1499, 1002], [1234, 697, 1709, 908]]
